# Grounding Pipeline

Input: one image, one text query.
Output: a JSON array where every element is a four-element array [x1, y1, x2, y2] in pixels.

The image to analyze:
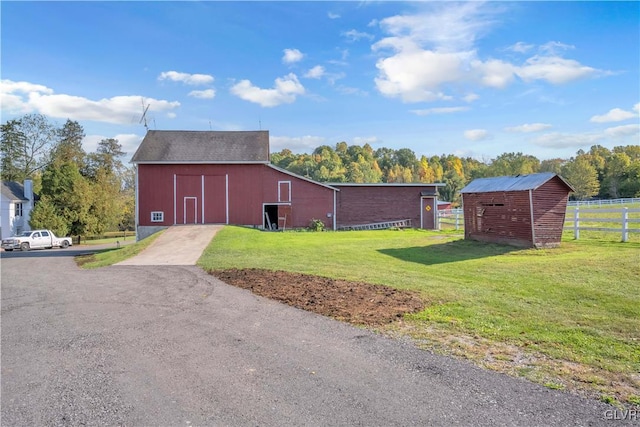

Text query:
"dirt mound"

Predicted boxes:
[[211, 268, 426, 326]]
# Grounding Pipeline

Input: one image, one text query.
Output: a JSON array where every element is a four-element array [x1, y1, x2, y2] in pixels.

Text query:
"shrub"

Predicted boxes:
[[308, 219, 325, 232]]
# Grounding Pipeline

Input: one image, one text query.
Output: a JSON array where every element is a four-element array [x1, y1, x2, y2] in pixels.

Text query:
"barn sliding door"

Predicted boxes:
[[175, 174, 228, 225]]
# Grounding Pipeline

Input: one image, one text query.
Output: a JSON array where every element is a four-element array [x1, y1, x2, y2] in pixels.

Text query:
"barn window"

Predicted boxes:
[[151, 211, 164, 222], [278, 181, 291, 202]]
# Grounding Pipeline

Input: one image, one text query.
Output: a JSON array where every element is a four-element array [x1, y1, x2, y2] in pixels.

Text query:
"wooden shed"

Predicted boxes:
[[460, 173, 574, 248]]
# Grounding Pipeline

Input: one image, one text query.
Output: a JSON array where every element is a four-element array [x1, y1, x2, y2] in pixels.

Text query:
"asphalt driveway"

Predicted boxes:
[[1, 250, 616, 426]]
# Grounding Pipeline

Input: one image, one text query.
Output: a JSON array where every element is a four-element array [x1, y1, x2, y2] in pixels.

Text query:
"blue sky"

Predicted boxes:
[[2, 1, 639, 162]]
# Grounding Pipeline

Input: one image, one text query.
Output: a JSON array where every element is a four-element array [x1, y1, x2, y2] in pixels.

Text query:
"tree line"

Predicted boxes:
[[2, 114, 638, 237], [1, 114, 134, 237], [272, 143, 640, 202]]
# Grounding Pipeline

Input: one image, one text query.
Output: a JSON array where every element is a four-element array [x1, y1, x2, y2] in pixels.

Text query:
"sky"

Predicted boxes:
[[1, 1, 639, 163]]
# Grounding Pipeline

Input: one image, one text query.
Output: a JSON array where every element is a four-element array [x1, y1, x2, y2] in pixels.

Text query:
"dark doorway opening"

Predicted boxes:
[[264, 205, 278, 230]]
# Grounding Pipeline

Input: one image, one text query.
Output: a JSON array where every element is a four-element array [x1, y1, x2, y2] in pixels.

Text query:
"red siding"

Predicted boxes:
[[462, 176, 571, 248], [531, 178, 570, 248], [332, 185, 439, 229], [463, 191, 533, 247], [137, 164, 335, 229]]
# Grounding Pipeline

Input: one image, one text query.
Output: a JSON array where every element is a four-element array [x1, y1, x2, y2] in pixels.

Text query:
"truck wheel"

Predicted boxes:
[[61, 241, 69, 249], [20, 242, 30, 251]]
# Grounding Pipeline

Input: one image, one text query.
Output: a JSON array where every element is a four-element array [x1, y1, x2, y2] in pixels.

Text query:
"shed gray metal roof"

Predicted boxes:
[[460, 173, 574, 193], [1, 181, 27, 201], [131, 130, 270, 163]]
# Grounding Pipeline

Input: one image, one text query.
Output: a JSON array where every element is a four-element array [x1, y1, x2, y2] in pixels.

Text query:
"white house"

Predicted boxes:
[[1, 180, 34, 239]]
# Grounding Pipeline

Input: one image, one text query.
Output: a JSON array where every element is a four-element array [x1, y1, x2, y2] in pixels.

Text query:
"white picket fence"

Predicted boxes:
[[438, 206, 640, 242]]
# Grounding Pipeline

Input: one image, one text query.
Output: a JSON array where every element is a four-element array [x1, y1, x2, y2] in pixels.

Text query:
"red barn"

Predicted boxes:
[[132, 130, 338, 239], [330, 183, 443, 230], [132, 130, 443, 239], [460, 173, 574, 248]]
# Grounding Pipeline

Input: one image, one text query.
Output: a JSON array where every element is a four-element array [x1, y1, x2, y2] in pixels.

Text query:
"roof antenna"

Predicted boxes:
[[139, 98, 151, 130], [259, 117, 262, 130]]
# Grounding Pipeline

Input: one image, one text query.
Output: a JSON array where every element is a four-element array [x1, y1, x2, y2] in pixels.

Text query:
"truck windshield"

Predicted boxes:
[[19, 231, 33, 237]]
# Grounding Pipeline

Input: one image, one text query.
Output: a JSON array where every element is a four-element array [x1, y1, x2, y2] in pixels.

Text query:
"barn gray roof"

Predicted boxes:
[[131, 130, 270, 163], [1, 181, 28, 201], [460, 173, 574, 193]]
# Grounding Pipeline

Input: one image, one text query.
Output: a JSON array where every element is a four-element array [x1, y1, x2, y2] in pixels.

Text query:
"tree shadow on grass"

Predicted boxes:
[[378, 239, 521, 266]]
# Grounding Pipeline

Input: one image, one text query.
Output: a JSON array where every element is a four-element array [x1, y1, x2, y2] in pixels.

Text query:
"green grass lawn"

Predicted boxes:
[[198, 226, 640, 405]]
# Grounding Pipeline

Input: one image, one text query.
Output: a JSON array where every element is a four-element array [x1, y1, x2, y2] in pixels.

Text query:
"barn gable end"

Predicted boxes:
[[460, 173, 573, 248]]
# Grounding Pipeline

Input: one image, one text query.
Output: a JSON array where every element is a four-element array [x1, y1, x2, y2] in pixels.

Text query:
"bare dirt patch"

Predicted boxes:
[[211, 268, 425, 326], [211, 268, 640, 408]]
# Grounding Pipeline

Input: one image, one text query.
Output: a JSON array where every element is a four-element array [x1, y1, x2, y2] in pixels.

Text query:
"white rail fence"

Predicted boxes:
[[438, 206, 640, 242], [568, 198, 640, 207], [438, 209, 464, 231], [564, 207, 640, 242]]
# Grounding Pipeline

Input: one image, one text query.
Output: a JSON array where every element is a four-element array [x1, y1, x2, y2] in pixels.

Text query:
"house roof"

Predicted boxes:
[[1, 181, 27, 201], [131, 130, 270, 164], [460, 173, 575, 194]]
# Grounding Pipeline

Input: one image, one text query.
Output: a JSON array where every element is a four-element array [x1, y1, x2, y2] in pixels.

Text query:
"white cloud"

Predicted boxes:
[[516, 55, 599, 84], [328, 12, 340, 19], [532, 132, 603, 148], [472, 58, 517, 88], [84, 133, 142, 157], [353, 136, 379, 146], [506, 42, 534, 53], [410, 106, 469, 116], [539, 41, 574, 55], [371, 4, 607, 103], [342, 29, 374, 42], [464, 129, 490, 141], [283, 49, 304, 64], [158, 71, 214, 85], [0, 79, 180, 124], [377, 2, 496, 52], [463, 93, 479, 103], [336, 85, 367, 96], [305, 66, 326, 79], [373, 45, 465, 102], [0, 80, 55, 114], [634, 103, 640, 113], [270, 135, 325, 153], [188, 89, 216, 99], [590, 107, 637, 123], [504, 123, 552, 133], [230, 73, 305, 107], [604, 124, 640, 138]]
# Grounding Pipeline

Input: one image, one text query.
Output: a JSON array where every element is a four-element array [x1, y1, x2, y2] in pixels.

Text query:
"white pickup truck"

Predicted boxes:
[[1, 229, 73, 251]]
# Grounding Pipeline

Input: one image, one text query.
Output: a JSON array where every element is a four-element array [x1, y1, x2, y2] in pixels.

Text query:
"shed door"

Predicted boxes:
[[421, 197, 436, 229]]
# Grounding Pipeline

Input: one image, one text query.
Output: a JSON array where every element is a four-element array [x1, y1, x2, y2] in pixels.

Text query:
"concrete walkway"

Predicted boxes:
[[116, 224, 223, 266]]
